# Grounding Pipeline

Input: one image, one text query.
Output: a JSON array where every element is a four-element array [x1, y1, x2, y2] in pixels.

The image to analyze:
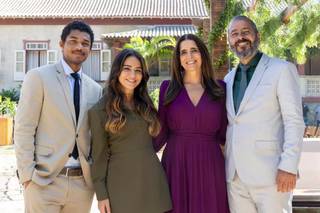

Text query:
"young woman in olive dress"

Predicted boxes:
[[89, 49, 172, 213]]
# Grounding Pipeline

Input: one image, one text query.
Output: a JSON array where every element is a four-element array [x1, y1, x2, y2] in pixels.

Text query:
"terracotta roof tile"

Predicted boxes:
[[0, 0, 208, 19]]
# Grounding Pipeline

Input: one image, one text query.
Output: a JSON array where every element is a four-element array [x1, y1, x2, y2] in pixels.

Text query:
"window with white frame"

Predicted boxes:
[[83, 50, 101, 81], [82, 41, 111, 81], [101, 49, 111, 81], [14, 41, 58, 81], [25, 42, 48, 50], [47, 50, 58, 65], [91, 42, 102, 50], [26, 50, 47, 71], [14, 51, 26, 81], [159, 56, 171, 76], [25, 41, 49, 71]]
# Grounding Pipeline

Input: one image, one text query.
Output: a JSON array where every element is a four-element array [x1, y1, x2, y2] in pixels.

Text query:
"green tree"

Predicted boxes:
[[208, 0, 320, 66], [123, 36, 176, 68], [248, 0, 320, 63]]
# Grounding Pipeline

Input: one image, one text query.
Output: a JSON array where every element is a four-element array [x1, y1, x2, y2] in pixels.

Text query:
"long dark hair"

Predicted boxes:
[[164, 34, 224, 105], [104, 49, 160, 137]]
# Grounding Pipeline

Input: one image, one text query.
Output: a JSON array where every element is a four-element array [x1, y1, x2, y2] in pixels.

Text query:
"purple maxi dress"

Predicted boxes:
[[154, 80, 229, 213]]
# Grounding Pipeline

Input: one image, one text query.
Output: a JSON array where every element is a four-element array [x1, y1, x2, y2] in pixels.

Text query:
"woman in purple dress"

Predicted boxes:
[[154, 34, 229, 213]]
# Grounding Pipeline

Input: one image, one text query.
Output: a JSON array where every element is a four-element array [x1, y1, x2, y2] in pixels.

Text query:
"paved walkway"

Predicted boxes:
[[0, 145, 99, 213], [0, 145, 24, 212], [1, 144, 319, 213]]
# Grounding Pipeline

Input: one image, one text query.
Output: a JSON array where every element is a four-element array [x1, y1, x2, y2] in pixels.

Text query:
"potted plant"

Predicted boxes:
[[0, 96, 16, 145]]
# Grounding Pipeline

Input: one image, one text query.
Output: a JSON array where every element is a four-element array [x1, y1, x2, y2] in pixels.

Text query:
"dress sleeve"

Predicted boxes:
[[217, 80, 228, 145], [153, 80, 170, 152], [88, 108, 110, 201]]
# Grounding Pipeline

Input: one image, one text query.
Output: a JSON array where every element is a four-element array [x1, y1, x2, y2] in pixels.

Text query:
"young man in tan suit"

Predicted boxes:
[[14, 21, 102, 213]]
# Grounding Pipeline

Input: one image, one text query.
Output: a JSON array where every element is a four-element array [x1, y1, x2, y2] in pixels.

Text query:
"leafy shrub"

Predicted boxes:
[[149, 88, 160, 109], [0, 96, 17, 117], [0, 88, 20, 102]]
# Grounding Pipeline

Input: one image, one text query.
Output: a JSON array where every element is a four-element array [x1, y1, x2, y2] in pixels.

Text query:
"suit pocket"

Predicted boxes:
[[35, 145, 53, 156], [255, 140, 280, 155]]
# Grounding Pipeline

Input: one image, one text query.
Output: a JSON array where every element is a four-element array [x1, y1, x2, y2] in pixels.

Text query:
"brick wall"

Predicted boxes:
[[210, 0, 228, 79]]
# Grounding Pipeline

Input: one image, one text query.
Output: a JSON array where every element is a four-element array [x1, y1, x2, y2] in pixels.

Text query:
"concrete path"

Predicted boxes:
[[0, 145, 99, 213], [1, 144, 319, 213]]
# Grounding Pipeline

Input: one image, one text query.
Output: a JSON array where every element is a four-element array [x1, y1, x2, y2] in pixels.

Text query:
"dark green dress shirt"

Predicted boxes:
[[233, 51, 263, 108]]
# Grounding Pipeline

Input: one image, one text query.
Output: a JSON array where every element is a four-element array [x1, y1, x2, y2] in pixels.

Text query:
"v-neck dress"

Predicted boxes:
[[153, 80, 229, 213]]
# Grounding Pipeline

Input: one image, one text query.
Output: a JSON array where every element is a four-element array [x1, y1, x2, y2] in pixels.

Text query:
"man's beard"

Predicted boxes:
[[230, 38, 259, 59]]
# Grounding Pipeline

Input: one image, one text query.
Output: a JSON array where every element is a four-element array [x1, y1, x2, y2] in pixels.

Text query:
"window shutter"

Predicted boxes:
[[158, 57, 170, 76], [100, 50, 111, 81], [14, 50, 26, 81], [47, 50, 58, 64]]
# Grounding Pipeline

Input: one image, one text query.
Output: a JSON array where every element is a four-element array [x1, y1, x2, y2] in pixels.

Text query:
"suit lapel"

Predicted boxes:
[[237, 54, 270, 114], [77, 74, 89, 131], [226, 69, 237, 117], [55, 62, 77, 126]]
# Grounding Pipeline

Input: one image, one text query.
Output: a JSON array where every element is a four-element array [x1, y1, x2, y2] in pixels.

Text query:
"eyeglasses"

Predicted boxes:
[[179, 48, 200, 57]]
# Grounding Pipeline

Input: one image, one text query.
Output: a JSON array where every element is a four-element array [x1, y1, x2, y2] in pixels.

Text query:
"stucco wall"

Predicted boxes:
[[0, 24, 140, 90]]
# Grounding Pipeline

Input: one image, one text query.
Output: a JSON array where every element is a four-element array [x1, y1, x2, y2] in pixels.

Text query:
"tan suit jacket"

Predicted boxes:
[[224, 54, 304, 186], [14, 62, 102, 188]]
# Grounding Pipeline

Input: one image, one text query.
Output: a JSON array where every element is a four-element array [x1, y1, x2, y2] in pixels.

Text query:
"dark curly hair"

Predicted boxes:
[[61, 20, 94, 48]]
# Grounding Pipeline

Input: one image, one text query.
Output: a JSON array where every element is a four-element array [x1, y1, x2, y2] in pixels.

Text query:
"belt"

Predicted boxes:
[[59, 167, 83, 177]]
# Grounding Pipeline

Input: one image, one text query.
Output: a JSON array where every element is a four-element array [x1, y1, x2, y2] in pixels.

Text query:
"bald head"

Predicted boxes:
[[228, 16, 258, 36], [227, 16, 260, 63]]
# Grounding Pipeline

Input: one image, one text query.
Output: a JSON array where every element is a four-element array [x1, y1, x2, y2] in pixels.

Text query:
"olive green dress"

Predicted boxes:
[[88, 97, 172, 213]]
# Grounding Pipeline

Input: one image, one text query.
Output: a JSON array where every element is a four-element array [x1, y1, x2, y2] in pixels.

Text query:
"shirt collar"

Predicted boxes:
[[61, 58, 82, 78]]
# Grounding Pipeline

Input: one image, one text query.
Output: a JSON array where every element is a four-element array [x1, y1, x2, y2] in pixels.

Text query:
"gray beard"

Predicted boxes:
[[230, 39, 259, 59]]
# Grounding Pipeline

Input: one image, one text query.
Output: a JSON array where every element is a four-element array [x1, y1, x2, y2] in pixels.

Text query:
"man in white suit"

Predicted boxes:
[[14, 21, 102, 213], [224, 16, 304, 212]]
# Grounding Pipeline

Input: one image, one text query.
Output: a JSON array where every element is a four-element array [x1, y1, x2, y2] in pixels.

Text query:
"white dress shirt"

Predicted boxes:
[[61, 58, 82, 168]]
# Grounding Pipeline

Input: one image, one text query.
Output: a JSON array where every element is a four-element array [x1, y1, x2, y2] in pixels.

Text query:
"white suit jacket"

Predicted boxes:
[[224, 54, 304, 186], [14, 62, 102, 188]]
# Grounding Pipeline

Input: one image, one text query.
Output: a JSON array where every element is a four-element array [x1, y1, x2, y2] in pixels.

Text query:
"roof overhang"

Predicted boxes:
[[102, 25, 198, 40], [0, 17, 209, 25]]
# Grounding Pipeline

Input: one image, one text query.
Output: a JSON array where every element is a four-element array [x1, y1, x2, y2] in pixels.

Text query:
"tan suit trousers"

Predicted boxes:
[[23, 175, 94, 213]]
